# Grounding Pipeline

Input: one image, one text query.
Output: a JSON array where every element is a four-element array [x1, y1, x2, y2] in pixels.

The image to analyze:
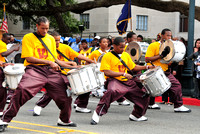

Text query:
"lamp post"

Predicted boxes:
[[181, 0, 195, 96], [79, 25, 84, 39]]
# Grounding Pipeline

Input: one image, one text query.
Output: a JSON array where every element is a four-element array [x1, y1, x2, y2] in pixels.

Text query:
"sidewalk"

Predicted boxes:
[[155, 96, 200, 106]]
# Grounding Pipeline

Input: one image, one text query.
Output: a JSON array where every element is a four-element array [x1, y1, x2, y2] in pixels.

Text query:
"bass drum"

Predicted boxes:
[[125, 41, 149, 64], [159, 40, 186, 63]]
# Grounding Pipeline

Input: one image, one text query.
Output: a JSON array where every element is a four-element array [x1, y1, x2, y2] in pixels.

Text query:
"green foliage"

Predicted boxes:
[[0, 0, 81, 34], [49, 12, 82, 34], [143, 38, 152, 44]]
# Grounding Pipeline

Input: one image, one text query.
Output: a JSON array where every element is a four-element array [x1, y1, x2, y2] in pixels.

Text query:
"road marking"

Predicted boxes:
[[8, 126, 55, 134], [11, 120, 98, 134]]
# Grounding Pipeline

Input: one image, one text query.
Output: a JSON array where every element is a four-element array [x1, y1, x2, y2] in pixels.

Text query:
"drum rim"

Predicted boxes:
[[140, 66, 162, 80], [125, 41, 142, 63], [159, 40, 175, 62], [3, 64, 25, 75]]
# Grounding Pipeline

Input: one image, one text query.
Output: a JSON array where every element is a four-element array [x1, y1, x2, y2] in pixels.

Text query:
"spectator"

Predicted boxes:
[[137, 35, 144, 42], [71, 36, 81, 52]]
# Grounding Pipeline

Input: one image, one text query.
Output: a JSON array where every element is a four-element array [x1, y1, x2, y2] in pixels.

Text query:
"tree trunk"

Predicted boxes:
[[53, 12, 71, 36]]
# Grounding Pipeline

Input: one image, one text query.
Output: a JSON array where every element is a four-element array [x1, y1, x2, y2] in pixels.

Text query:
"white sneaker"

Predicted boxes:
[[174, 105, 191, 113], [0, 120, 8, 132], [0, 112, 3, 117], [148, 104, 160, 109], [75, 106, 91, 113], [90, 111, 100, 125], [57, 118, 77, 127], [33, 105, 42, 116], [129, 114, 148, 121], [6, 99, 10, 104], [0, 120, 8, 125], [118, 100, 130, 106]]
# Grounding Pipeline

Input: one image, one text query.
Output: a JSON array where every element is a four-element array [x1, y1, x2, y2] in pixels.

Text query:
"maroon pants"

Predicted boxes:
[[0, 68, 6, 112], [1, 65, 72, 123], [36, 93, 52, 108], [95, 78, 149, 118], [73, 92, 126, 108], [149, 72, 183, 108]]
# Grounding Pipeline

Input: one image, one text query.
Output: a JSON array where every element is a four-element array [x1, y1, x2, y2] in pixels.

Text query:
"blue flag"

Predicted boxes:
[[116, 0, 132, 35]]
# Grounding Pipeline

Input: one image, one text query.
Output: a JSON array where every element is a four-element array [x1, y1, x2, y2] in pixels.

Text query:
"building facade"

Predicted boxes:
[[73, 0, 200, 41], [5, 0, 200, 41]]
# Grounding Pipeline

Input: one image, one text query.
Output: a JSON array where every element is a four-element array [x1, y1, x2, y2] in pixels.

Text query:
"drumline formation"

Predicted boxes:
[[0, 16, 192, 132]]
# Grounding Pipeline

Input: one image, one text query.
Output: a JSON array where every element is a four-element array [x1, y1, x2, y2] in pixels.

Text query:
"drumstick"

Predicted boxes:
[[48, 66, 77, 70], [121, 73, 143, 79], [149, 61, 155, 67]]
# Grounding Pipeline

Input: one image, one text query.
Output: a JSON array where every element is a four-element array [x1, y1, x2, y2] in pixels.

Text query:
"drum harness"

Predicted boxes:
[[111, 51, 153, 98], [111, 51, 142, 77], [33, 32, 79, 97], [33, 32, 77, 72]]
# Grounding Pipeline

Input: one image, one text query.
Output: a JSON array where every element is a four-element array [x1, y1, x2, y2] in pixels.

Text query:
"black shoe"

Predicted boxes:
[[90, 119, 98, 125]]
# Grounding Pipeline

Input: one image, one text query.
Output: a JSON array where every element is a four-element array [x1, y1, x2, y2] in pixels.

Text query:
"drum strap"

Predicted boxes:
[[111, 51, 133, 75], [33, 32, 69, 70], [56, 49, 72, 61]]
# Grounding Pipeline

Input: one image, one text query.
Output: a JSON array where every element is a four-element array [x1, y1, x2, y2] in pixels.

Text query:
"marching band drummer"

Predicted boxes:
[[33, 31, 95, 116], [91, 37, 155, 125], [145, 28, 191, 113], [81, 37, 130, 106], [0, 17, 82, 131], [124, 32, 137, 51], [0, 33, 19, 117], [73, 37, 110, 113]]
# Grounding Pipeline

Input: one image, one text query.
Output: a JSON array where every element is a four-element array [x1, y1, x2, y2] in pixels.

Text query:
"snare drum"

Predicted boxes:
[[3, 63, 25, 90], [140, 66, 171, 97], [159, 40, 186, 63], [67, 65, 98, 95], [91, 63, 106, 87]]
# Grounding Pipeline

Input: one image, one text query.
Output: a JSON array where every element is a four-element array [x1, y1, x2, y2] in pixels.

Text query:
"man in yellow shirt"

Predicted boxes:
[[145, 28, 191, 113], [124, 32, 137, 50], [91, 37, 154, 125], [33, 31, 95, 116], [0, 33, 20, 117], [0, 17, 80, 131]]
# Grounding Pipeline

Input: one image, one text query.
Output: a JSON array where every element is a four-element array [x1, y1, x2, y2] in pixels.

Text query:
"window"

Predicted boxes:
[[22, 17, 30, 30], [179, 14, 188, 32], [80, 14, 89, 29], [136, 15, 148, 31]]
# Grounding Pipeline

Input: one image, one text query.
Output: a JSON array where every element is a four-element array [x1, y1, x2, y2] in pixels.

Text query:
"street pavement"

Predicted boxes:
[[1, 93, 200, 134]]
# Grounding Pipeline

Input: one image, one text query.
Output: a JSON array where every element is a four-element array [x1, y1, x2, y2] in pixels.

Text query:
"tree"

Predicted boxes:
[[0, 0, 199, 35]]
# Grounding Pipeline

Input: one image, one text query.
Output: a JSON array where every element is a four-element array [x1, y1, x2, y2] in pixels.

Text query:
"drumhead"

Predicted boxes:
[[4, 63, 25, 75], [137, 42, 149, 54], [125, 41, 142, 63], [67, 69, 78, 74], [159, 40, 175, 62], [140, 66, 160, 80]]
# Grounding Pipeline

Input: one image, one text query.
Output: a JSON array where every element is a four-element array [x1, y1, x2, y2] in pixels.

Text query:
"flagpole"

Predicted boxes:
[[129, 0, 132, 31], [3, 3, 6, 20], [0, 3, 8, 33]]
